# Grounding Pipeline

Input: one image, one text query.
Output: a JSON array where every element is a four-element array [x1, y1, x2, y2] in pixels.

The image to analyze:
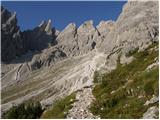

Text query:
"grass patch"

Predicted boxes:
[[90, 43, 159, 118], [142, 68, 159, 96], [41, 93, 76, 119], [93, 71, 102, 83]]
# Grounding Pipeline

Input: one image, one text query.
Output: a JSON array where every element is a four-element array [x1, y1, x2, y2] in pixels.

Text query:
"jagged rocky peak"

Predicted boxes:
[[77, 20, 96, 40], [62, 22, 77, 33], [45, 19, 52, 35], [38, 20, 47, 28], [96, 20, 115, 38], [1, 7, 24, 62], [1, 6, 11, 24], [56, 20, 99, 57], [56, 22, 77, 41], [6, 11, 17, 25], [56, 22, 79, 57], [67, 22, 76, 29], [38, 20, 45, 27], [78, 20, 95, 33], [97, 20, 115, 32], [75, 20, 99, 55], [37, 19, 52, 35], [1, 9, 18, 30], [22, 19, 57, 51]]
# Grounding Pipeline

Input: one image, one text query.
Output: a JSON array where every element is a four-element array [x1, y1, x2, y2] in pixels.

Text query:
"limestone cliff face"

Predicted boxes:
[[56, 23, 79, 56], [96, 0, 159, 71], [55, 20, 102, 57], [100, 1, 159, 54], [55, 20, 100, 57], [77, 20, 100, 54], [96, 20, 115, 40]]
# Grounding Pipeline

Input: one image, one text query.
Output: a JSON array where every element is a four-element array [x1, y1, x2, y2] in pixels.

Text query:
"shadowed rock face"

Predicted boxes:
[[1, 7, 24, 62], [22, 20, 57, 51], [1, 8, 58, 62]]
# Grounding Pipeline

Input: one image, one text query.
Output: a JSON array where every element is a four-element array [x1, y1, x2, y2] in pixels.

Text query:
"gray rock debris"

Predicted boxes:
[[142, 106, 159, 119], [144, 95, 159, 106], [67, 87, 99, 119], [146, 60, 159, 71]]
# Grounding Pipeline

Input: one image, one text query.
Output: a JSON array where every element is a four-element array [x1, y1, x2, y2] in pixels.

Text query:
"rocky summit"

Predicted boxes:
[[1, 1, 159, 119]]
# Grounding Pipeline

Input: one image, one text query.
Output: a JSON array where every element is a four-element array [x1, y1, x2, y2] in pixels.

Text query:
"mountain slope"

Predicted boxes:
[[1, 1, 159, 119], [90, 42, 158, 118]]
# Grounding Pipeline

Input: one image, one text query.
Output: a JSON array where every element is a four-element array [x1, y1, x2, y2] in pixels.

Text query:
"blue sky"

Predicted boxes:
[[2, 1, 127, 31]]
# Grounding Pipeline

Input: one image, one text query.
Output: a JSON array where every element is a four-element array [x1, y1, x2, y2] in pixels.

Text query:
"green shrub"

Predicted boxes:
[[3, 101, 43, 119]]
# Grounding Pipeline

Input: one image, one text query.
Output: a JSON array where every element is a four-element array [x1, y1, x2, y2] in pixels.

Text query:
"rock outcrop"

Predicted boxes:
[[56, 23, 79, 56], [29, 47, 67, 70], [56, 20, 103, 57], [77, 20, 100, 54]]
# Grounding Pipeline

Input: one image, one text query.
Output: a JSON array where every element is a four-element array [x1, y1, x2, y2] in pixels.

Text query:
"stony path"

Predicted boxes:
[[66, 50, 105, 119], [67, 87, 99, 119]]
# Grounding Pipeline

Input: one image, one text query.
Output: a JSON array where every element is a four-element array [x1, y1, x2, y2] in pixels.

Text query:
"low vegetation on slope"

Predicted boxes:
[[2, 93, 76, 119], [2, 101, 43, 119], [41, 93, 76, 119], [90, 42, 159, 119]]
